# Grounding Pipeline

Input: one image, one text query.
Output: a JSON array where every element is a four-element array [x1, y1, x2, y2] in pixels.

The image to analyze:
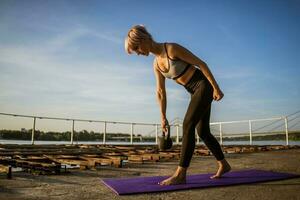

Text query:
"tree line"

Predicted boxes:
[[0, 129, 138, 141], [0, 129, 299, 141]]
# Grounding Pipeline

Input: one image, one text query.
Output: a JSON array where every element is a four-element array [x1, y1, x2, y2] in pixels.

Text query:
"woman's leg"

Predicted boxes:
[[159, 82, 212, 185], [196, 104, 231, 178], [196, 104, 224, 161], [159, 81, 213, 185], [179, 81, 213, 168]]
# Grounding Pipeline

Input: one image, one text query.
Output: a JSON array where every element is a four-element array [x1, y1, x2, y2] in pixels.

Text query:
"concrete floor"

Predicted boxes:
[[1, 148, 300, 200]]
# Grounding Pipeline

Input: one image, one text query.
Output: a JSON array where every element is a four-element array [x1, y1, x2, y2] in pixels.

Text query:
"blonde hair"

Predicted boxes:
[[125, 25, 152, 54]]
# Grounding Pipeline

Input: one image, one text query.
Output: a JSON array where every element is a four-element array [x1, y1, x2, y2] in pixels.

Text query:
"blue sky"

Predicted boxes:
[[0, 0, 300, 132]]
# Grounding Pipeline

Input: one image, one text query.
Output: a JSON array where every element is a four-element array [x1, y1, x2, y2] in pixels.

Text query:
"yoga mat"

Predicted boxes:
[[101, 169, 300, 195]]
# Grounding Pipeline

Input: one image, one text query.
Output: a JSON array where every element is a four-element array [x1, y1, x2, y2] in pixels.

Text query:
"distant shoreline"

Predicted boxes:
[[1, 129, 299, 142]]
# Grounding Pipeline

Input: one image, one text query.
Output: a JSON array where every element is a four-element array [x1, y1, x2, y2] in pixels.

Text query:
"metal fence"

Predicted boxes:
[[0, 112, 294, 145]]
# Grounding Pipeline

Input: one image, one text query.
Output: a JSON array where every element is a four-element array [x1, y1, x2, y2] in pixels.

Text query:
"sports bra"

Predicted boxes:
[[155, 43, 191, 80]]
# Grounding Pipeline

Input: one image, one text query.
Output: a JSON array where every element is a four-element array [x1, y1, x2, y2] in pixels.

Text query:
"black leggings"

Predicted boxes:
[[179, 69, 225, 168]]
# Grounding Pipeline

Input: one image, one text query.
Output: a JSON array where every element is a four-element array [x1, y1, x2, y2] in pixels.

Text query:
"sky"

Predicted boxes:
[[0, 0, 300, 133]]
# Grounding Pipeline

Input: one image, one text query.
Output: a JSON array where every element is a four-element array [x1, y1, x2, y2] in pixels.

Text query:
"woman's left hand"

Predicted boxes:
[[213, 88, 224, 101]]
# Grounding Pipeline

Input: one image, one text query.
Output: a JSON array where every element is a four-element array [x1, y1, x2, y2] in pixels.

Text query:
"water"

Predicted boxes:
[[1, 139, 299, 146]]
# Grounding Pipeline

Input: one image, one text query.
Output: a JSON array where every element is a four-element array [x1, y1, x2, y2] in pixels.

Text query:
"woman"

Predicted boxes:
[[125, 25, 231, 186]]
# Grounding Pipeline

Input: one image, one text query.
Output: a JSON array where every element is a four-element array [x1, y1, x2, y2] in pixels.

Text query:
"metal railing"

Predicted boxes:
[[209, 116, 289, 145], [0, 112, 294, 145]]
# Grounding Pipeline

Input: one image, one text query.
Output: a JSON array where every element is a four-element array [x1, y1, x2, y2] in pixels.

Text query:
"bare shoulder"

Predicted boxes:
[[166, 42, 182, 48], [165, 42, 188, 59], [153, 57, 159, 70], [165, 43, 205, 66], [152, 57, 165, 84], [153, 57, 161, 73], [165, 42, 181, 52]]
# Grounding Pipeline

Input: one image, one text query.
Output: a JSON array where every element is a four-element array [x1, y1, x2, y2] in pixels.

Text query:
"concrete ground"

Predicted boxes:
[[0, 148, 300, 200]]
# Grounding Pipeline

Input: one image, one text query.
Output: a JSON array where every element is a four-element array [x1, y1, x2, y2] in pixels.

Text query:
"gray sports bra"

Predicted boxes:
[[155, 43, 191, 80]]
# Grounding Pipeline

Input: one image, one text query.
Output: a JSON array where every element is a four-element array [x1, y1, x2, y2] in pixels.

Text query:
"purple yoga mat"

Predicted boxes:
[[101, 169, 300, 195]]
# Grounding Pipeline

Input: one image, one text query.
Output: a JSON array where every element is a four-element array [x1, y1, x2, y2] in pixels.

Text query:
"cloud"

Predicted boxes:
[[43, 26, 123, 52], [0, 26, 159, 122]]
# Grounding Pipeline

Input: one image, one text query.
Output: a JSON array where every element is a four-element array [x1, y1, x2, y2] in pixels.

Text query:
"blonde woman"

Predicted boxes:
[[125, 25, 231, 186]]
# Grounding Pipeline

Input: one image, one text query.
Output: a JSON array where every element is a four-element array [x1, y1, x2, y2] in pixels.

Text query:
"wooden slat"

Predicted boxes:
[[45, 155, 91, 169], [0, 164, 12, 179]]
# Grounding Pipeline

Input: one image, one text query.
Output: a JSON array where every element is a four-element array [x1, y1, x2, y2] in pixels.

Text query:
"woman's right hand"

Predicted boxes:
[[161, 118, 169, 134], [213, 88, 224, 101]]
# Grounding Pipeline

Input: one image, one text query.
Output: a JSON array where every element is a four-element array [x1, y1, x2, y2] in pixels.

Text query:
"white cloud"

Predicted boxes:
[[0, 27, 161, 123], [43, 26, 123, 53]]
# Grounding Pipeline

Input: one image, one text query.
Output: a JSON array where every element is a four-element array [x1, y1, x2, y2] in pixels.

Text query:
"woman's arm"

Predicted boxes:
[[167, 43, 224, 101], [153, 59, 169, 131], [167, 44, 220, 90]]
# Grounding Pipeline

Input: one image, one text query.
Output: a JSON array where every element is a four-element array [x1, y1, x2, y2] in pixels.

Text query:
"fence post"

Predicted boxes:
[[249, 120, 252, 145], [155, 124, 158, 144], [71, 120, 74, 145], [130, 123, 134, 144], [31, 117, 36, 145], [196, 128, 200, 144], [176, 124, 179, 144], [284, 117, 289, 145], [103, 122, 106, 145], [219, 123, 223, 145]]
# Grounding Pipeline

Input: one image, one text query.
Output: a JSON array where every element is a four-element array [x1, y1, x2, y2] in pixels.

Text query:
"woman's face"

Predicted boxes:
[[134, 39, 151, 56]]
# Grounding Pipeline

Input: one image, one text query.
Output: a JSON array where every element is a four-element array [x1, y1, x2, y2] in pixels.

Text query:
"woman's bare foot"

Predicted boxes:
[[210, 158, 231, 179], [159, 166, 187, 186]]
